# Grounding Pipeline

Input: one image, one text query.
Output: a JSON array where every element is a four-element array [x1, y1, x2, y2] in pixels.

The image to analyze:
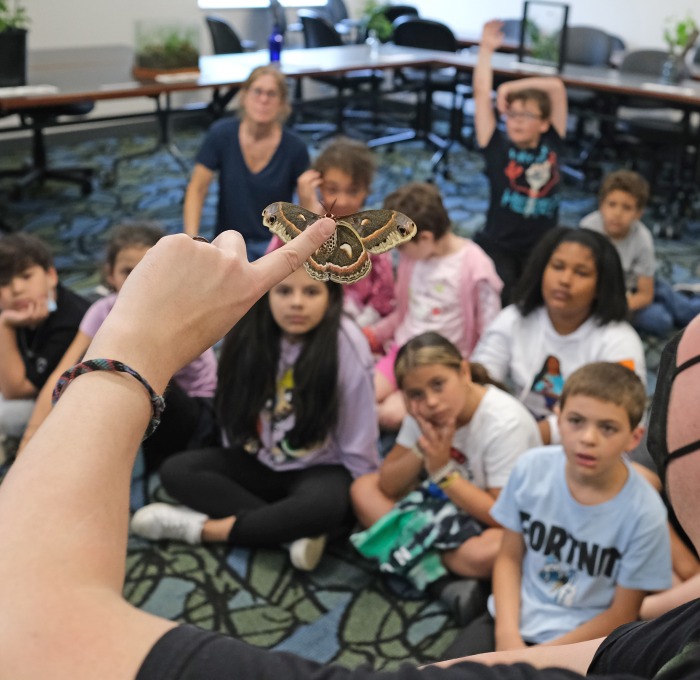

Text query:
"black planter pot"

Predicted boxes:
[[0, 27, 27, 86]]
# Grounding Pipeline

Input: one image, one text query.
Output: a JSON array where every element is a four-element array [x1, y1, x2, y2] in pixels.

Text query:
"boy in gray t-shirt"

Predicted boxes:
[[581, 169, 700, 337]]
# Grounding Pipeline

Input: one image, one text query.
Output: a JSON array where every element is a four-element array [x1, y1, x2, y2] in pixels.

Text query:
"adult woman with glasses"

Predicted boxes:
[[183, 66, 310, 259]]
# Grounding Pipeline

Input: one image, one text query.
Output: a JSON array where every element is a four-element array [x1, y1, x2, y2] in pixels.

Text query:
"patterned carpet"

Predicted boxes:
[[2, 117, 700, 668]]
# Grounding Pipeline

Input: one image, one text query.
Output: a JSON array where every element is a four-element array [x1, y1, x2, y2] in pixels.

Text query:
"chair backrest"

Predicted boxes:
[[620, 49, 673, 76], [297, 9, 343, 48], [205, 15, 245, 55], [385, 4, 419, 25], [324, 0, 349, 25], [269, 0, 287, 36], [564, 26, 612, 66], [609, 34, 626, 53], [392, 16, 457, 53]]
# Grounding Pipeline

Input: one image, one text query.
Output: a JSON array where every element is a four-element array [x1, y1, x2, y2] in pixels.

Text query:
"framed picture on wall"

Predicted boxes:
[[518, 1, 569, 73]]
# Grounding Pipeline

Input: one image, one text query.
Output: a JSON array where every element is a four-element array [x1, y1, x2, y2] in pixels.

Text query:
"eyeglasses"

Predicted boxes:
[[503, 110, 543, 121], [248, 87, 281, 100]]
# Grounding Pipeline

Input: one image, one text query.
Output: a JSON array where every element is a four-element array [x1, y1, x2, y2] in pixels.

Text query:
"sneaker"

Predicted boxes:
[[288, 535, 327, 571], [429, 577, 489, 626], [130, 503, 207, 545]]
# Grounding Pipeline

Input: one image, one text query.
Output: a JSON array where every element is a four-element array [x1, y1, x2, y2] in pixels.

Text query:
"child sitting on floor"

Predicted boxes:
[[443, 362, 672, 657], [580, 169, 700, 337], [0, 233, 89, 458], [17, 223, 219, 470], [273, 135, 396, 327], [364, 182, 502, 431]]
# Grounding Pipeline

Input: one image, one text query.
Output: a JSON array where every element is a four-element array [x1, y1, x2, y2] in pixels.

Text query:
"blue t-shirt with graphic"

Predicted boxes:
[[489, 446, 672, 644]]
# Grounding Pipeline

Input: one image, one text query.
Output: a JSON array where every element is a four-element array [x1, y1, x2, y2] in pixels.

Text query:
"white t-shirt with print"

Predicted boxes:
[[395, 385, 541, 491], [471, 306, 646, 421]]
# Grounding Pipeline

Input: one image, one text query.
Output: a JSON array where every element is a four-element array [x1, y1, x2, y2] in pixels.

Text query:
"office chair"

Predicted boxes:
[[616, 49, 694, 234], [205, 15, 256, 118], [0, 102, 94, 200], [296, 9, 381, 135], [561, 26, 615, 179], [383, 5, 418, 25], [369, 16, 468, 176]]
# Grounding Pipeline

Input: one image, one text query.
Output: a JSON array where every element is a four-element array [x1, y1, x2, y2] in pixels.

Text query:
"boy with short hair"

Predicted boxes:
[[364, 181, 502, 430], [474, 19, 568, 305], [443, 361, 672, 657], [581, 169, 700, 337], [0, 234, 89, 454]]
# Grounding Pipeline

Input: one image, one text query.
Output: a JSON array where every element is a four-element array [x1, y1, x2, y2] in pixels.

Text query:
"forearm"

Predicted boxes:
[[627, 290, 653, 312], [0, 323, 36, 399], [492, 552, 523, 648], [434, 637, 604, 673], [378, 451, 423, 499], [443, 478, 498, 526], [183, 183, 206, 237], [542, 607, 635, 647]]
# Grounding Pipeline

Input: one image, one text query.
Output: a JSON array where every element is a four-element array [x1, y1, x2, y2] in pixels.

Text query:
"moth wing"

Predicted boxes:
[[261, 202, 322, 242], [309, 222, 372, 284], [341, 210, 417, 254]]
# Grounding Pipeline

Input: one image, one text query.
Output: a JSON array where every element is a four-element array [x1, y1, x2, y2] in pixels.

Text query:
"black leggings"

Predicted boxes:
[[160, 446, 354, 547]]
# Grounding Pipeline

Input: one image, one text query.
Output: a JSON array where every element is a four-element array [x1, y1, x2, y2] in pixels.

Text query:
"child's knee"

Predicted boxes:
[[377, 392, 406, 431]]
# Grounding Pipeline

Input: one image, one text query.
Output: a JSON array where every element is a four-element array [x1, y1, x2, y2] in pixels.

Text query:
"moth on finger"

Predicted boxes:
[[262, 202, 417, 284]]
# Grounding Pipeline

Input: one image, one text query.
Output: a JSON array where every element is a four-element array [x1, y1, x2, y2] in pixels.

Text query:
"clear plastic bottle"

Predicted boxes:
[[268, 23, 283, 63], [366, 28, 379, 59]]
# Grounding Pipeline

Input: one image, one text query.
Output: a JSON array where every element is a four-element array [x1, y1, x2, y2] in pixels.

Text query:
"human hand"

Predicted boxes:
[[86, 219, 336, 393], [296, 169, 323, 213], [409, 408, 456, 475], [480, 20, 505, 53], [0, 297, 50, 328]]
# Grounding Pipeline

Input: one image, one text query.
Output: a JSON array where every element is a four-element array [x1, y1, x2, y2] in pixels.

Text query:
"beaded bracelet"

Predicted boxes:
[[52, 359, 166, 438], [429, 459, 462, 488]]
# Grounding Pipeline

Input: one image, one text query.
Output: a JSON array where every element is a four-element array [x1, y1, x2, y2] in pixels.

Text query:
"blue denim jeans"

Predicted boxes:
[[633, 278, 700, 337]]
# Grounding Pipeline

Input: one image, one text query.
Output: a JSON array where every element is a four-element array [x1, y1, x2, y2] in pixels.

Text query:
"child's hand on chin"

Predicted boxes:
[[1, 298, 49, 328]]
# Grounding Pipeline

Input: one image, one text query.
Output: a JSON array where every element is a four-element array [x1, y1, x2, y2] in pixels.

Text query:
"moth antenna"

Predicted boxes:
[[319, 199, 337, 219]]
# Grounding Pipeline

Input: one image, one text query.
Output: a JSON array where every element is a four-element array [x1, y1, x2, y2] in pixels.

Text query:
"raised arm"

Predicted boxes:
[[473, 20, 505, 148], [0, 220, 336, 680], [496, 76, 568, 138], [183, 163, 215, 237]]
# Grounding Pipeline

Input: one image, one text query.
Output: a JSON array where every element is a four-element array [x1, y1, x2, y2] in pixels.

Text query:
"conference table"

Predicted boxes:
[[2, 43, 700, 178]]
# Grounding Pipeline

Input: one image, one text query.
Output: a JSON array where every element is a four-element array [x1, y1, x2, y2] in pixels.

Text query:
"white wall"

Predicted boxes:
[[408, 0, 698, 51], [20, 0, 700, 52]]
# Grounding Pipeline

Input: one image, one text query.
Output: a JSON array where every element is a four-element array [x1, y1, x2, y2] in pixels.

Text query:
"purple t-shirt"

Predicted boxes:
[[80, 294, 217, 398], [253, 316, 380, 479]]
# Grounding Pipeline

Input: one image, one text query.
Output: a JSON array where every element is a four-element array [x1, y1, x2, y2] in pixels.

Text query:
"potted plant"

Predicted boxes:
[[132, 21, 200, 79], [360, 1, 394, 43], [0, 0, 30, 86], [661, 14, 698, 84]]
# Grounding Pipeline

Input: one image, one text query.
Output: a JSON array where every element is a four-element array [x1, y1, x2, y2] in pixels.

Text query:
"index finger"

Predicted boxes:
[[253, 217, 336, 291]]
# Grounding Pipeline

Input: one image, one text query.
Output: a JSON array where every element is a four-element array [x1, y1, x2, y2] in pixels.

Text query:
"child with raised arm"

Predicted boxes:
[[17, 224, 218, 469], [272, 135, 396, 327], [444, 362, 671, 658], [580, 169, 700, 337], [473, 19, 568, 305], [0, 234, 89, 457], [365, 182, 502, 431]]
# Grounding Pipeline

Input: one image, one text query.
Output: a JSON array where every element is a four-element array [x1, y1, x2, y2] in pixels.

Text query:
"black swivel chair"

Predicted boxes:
[[296, 10, 381, 135], [205, 16, 256, 118], [369, 16, 468, 175], [615, 49, 694, 234], [0, 102, 94, 200], [383, 5, 419, 25]]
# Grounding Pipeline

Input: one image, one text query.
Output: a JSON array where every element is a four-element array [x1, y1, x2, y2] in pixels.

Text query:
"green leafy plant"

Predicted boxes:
[[134, 23, 199, 70], [663, 14, 698, 56], [361, 0, 393, 43], [0, 0, 29, 31]]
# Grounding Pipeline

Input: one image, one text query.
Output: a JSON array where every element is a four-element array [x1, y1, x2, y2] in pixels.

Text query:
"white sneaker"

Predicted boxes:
[[130, 503, 208, 545], [288, 535, 327, 571]]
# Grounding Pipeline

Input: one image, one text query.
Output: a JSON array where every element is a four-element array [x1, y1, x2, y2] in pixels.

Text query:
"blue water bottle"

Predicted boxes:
[[269, 23, 283, 63]]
